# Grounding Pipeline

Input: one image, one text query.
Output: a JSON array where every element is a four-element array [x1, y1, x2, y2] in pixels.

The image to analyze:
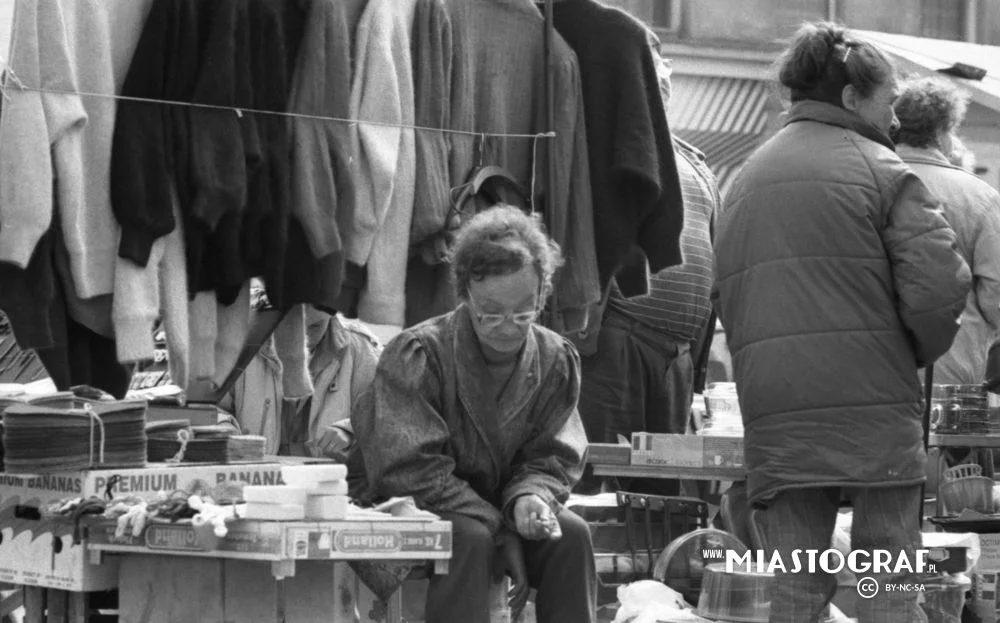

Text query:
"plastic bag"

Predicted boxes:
[[612, 580, 706, 623]]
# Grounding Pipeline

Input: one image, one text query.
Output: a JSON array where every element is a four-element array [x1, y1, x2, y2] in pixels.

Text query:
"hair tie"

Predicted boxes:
[[841, 44, 853, 64]]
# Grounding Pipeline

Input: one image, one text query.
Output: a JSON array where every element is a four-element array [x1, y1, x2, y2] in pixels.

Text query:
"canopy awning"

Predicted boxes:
[[0, 322, 47, 384], [854, 29, 1000, 113], [668, 75, 771, 198]]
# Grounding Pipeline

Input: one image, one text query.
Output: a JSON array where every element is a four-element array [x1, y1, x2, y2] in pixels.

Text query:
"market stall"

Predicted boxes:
[[83, 514, 451, 623], [0, 380, 456, 623], [580, 383, 1000, 622]]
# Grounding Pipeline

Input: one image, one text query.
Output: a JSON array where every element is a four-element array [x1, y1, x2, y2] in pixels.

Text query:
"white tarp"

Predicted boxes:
[[855, 29, 1000, 113]]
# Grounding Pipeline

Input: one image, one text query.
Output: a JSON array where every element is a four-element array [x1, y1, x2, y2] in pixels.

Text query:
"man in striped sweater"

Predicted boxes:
[[577, 135, 720, 496]]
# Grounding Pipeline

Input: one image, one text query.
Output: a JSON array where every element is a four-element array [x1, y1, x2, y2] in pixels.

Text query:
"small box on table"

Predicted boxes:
[[630, 432, 744, 469]]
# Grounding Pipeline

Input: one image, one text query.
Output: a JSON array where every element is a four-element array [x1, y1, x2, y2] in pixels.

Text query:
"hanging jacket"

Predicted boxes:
[[714, 101, 971, 505], [0, 0, 117, 299], [186, 0, 260, 301], [242, 0, 291, 284], [409, 0, 452, 249], [351, 0, 418, 327], [111, 0, 201, 269], [405, 0, 599, 334], [551, 0, 685, 297], [264, 0, 349, 313], [285, 0, 353, 263]]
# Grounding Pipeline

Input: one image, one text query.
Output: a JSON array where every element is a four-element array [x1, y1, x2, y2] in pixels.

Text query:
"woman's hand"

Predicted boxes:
[[495, 529, 529, 621], [309, 424, 353, 461], [513, 494, 562, 541]]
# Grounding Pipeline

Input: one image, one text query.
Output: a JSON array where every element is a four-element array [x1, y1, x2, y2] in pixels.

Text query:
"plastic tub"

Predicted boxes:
[[921, 573, 971, 623]]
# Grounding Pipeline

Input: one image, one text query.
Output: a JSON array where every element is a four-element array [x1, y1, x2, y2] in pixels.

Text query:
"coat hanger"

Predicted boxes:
[[465, 165, 528, 200], [464, 133, 529, 202]]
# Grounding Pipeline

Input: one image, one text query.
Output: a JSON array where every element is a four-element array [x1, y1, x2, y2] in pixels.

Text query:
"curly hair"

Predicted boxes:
[[777, 21, 895, 106], [451, 204, 564, 301], [893, 76, 970, 149]]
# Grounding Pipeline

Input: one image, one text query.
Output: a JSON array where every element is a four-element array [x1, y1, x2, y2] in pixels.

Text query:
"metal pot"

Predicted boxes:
[[694, 562, 772, 623]]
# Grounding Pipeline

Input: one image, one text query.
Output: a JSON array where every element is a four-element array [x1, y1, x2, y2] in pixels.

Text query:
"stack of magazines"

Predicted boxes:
[[146, 421, 265, 464], [0, 390, 78, 470], [2, 400, 148, 473]]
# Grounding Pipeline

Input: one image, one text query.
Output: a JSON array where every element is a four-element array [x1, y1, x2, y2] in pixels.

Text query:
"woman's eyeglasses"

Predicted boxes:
[[468, 295, 540, 329]]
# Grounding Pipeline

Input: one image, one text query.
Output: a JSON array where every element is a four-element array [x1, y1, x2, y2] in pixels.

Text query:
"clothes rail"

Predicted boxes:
[[0, 71, 556, 141]]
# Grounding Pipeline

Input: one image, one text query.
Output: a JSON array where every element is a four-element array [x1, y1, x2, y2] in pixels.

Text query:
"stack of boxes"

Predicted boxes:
[[972, 534, 1000, 622], [242, 464, 350, 521]]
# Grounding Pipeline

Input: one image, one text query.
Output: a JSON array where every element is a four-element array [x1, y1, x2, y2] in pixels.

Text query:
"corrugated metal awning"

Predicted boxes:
[[668, 75, 771, 198], [0, 317, 47, 384]]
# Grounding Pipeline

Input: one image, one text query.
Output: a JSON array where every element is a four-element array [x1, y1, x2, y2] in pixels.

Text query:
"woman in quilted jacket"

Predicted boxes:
[[353, 205, 597, 623], [713, 21, 971, 623]]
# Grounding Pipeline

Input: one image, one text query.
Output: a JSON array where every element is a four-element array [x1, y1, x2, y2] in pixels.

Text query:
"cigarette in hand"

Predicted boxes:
[[539, 513, 561, 539]]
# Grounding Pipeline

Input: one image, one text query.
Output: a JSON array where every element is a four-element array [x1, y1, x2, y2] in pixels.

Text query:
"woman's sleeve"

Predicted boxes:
[[881, 171, 971, 366], [972, 194, 1000, 330], [501, 340, 588, 518], [353, 335, 505, 534]]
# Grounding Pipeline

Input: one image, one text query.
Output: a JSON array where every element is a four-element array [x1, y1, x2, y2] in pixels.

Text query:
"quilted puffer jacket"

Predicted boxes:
[[714, 101, 971, 505]]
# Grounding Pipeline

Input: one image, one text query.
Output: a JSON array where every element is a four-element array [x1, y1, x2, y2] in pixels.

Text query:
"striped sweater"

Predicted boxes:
[[606, 140, 719, 342]]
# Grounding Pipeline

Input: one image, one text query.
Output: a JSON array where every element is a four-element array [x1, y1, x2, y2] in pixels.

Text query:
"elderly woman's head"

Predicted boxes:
[[778, 21, 899, 135], [892, 77, 970, 154], [451, 205, 563, 358]]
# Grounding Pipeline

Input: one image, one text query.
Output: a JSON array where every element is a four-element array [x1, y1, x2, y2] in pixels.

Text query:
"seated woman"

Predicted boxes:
[[353, 205, 597, 623]]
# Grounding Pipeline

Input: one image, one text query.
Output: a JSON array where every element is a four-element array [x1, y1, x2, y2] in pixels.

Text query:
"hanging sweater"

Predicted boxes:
[[113, 191, 190, 389], [406, 0, 599, 333], [351, 0, 417, 327], [186, 0, 258, 299], [285, 0, 354, 263], [0, 0, 154, 300], [409, 0, 452, 248], [242, 0, 291, 283], [551, 0, 684, 295], [111, 0, 201, 268], [264, 0, 350, 314]]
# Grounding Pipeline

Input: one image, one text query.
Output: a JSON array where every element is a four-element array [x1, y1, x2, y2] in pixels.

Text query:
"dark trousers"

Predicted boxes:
[[426, 509, 597, 623], [760, 485, 926, 623], [577, 309, 693, 495]]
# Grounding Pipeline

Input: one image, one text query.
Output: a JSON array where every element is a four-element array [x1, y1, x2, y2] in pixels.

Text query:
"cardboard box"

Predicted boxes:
[[0, 460, 316, 590], [586, 443, 631, 466], [977, 534, 1000, 572], [971, 572, 1000, 623], [630, 433, 744, 469], [85, 517, 452, 562], [969, 531, 1000, 623]]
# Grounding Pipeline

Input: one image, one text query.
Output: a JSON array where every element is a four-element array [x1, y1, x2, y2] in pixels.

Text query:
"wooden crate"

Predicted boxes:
[[114, 556, 511, 623]]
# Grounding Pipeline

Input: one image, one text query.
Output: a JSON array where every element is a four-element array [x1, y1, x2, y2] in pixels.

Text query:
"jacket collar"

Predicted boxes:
[[784, 101, 896, 151], [309, 315, 349, 379], [896, 144, 955, 169], [453, 304, 541, 478]]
